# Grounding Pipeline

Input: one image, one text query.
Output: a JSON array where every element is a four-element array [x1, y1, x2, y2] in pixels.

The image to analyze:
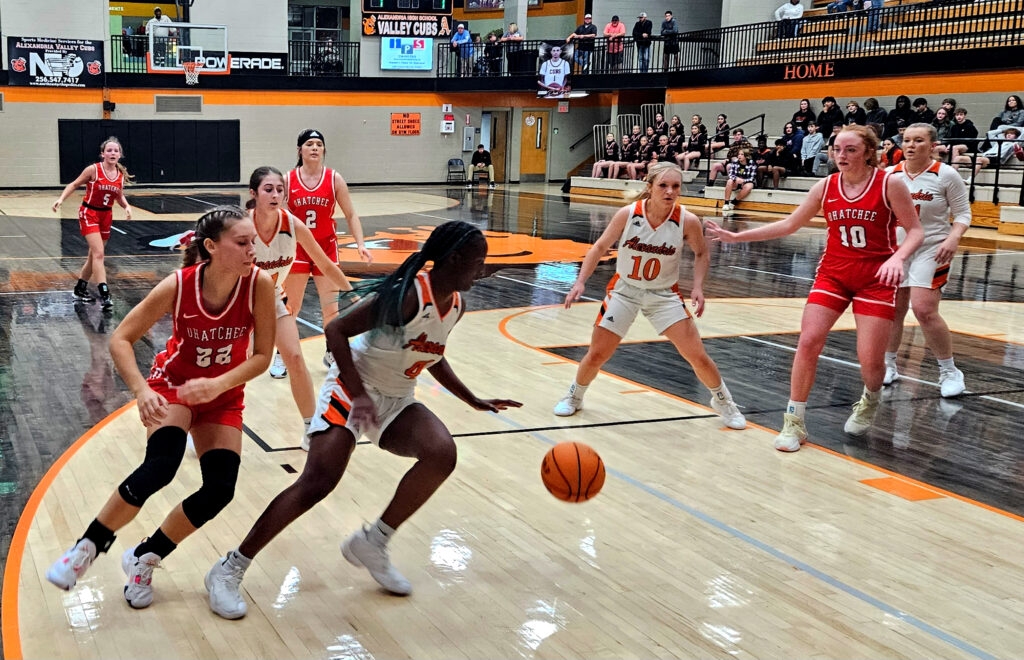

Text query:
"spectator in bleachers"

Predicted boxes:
[[880, 138, 904, 167], [604, 15, 626, 72], [814, 124, 843, 175], [632, 12, 653, 73], [940, 98, 957, 116], [709, 114, 731, 153], [752, 135, 773, 185], [612, 136, 637, 179], [592, 132, 621, 178], [761, 139, 791, 188], [826, 0, 857, 13], [912, 98, 936, 124], [781, 122, 804, 172], [708, 129, 751, 184], [627, 124, 643, 150], [864, 97, 888, 126], [800, 121, 824, 175], [500, 23, 527, 75], [987, 94, 1024, 132], [567, 14, 598, 72], [774, 0, 804, 39], [668, 125, 685, 155], [661, 10, 680, 71], [816, 96, 844, 136], [692, 114, 708, 136], [653, 112, 669, 137], [678, 124, 708, 171], [644, 125, 658, 145], [955, 126, 1021, 176], [722, 150, 756, 213], [451, 24, 473, 76], [885, 95, 914, 137], [483, 33, 503, 75], [891, 119, 908, 147], [653, 134, 675, 164], [845, 101, 867, 125], [791, 98, 815, 132], [629, 135, 655, 179], [669, 115, 684, 133], [948, 107, 979, 158], [932, 107, 953, 142]]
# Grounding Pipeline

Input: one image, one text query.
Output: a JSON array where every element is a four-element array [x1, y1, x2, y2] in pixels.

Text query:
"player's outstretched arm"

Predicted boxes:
[[427, 358, 523, 412], [565, 205, 629, 308], [705, 178, 826, 244], [52, 165, 95, 212]]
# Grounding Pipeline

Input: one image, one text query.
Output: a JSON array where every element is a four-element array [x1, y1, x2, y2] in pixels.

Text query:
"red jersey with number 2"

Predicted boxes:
[[288, 168, 336, 241], [821, 169, 896, 260], [149, 262, 258, 388], [82, 163, 124, 210]]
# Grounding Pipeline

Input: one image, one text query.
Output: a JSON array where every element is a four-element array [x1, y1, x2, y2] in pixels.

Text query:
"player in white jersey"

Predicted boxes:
[[884, 123, 971, 397], [553, 162, 746, 429], [203, 221, 521, 619], [248, 166, 353, 449]]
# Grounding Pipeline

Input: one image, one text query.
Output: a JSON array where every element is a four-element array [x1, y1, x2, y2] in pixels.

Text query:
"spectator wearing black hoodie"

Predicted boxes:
[[949, 107, 980, 158], [816, 96, 844, 136], [885, 95, 914, 137], [864, 97, 888, 126], [844, 100, 867, 125], [791, 98, 815, 132], [912, 97, 936, 125]]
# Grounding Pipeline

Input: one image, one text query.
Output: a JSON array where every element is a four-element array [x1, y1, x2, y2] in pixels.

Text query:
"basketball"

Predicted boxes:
[[541, 442, 605, 502]]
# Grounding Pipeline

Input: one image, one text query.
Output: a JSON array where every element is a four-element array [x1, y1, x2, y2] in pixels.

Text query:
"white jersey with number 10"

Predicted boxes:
[[614, 199, 683, 291]]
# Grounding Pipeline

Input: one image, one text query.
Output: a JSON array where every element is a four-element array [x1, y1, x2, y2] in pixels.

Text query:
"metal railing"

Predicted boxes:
[[288, 40, 359, 77], [941, 136, 1024, 206]]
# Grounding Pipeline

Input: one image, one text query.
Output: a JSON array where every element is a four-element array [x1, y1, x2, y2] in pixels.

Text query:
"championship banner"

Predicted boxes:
[[361, 13, 453, 38], [7, 36, 104, 88]]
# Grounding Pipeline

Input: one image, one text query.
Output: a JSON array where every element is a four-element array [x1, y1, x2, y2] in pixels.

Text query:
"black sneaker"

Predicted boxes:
[[100, 295, 113, 310], [73, 286, 95, 303]]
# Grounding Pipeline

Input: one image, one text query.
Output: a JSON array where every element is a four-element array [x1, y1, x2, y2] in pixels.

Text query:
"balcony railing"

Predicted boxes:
[[288, 40, 359, 77]]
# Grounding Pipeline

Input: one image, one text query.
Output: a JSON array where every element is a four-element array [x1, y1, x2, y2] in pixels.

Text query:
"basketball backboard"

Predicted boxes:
[[147, 22, 229, 74]]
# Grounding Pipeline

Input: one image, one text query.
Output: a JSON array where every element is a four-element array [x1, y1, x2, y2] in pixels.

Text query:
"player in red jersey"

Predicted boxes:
[[281, 128, 372, 374], [52, 136, 134, 309], [45, 205, 277, 610], [706, 125, 924, 451]]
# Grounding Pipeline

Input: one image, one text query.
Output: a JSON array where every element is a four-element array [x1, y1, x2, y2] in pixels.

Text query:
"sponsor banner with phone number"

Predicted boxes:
[[7, 36, 104, 87]]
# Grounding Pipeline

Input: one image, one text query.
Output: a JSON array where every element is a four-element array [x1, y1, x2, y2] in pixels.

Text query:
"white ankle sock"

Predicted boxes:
[[710, 382, 731, 402], [937, 357, 955, 371], [786, 400, 806, 418], [884, 351, 897, 363], [229, 549, 252, 568], [864, 386, 881, 402], [567, 381, 588, 401], [303, 417, 312, 433], [367, 518, 395, 547]]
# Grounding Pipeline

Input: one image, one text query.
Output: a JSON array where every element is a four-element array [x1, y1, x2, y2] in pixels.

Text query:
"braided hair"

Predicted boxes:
[[340, 221, 485, 330], [182, 205, 249, 267]]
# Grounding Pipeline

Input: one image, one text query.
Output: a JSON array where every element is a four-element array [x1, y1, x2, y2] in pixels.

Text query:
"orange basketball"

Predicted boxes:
[[541, 442, 605, 502]]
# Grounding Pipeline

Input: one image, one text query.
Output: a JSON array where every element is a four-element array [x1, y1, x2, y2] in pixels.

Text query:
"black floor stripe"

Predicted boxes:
[[452, 413, 719, 438]]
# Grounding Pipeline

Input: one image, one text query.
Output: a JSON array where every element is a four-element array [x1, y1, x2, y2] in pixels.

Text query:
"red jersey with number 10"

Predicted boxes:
[[149, 262, 258, 388], [821, 169, 896, 260], [288, 167, 336, 241], [82, 163, 124, 210]]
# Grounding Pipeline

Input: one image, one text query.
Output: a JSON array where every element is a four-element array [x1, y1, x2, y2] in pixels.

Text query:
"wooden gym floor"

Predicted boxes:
[[1, 184, 1022, 659]]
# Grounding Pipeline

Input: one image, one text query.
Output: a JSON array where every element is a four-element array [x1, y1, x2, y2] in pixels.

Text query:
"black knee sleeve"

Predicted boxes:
[[181, 449, 240, 528], [118, 426, 187, 507]]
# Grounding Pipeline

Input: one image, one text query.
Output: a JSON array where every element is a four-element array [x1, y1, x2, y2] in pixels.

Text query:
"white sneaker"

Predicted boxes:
[[323, 351, 335, 368], [883, 362, 900, 386], [710, 397, 746, 429], [341, 526, 412, 595], [269, 352, 287, 379], [206, 554, 248, 620], [939, 367, 965, 398], [722, 202, 734, 211], [488, 183, 496, 189], [46, 539, 97, 590], [553, 395, 583, 417], [122, 545, 161, 609], [774, 413, 807, 452], [844, 393, 880, 436]]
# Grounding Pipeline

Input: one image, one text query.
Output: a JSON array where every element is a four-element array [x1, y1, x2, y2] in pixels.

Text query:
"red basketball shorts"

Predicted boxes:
[[146, 379, 246, 430], [78, 206, 113, 241], [807, 255, 897, 320], [292, 232, 339, 276]]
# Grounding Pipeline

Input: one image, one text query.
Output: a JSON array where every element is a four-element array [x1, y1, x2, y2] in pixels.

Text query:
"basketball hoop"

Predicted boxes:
[[183, 61, 203, 85]]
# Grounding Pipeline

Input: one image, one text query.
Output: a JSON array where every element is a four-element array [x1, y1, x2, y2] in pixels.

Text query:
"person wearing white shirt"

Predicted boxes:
[[147, 7, 177, 66], [774, 0, 804, 38]]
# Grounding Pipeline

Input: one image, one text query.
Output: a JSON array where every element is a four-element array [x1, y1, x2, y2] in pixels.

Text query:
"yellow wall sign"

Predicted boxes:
[[391, 113, 421, 136]]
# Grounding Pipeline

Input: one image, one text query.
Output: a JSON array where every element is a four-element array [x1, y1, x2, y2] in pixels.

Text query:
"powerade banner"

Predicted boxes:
[[7, 36, 104, 87], [381, 38, 433, 70]]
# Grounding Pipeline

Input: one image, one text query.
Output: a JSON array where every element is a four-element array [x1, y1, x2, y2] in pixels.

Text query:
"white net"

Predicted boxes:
[[183, 61, 203, 85]]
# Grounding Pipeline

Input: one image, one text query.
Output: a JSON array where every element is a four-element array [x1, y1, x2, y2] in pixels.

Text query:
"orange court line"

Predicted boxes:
[[496, 305, 1024, 525], [541, 361, 567, 365], [619, 389, 649, 394], [861, 477, 945, 501]]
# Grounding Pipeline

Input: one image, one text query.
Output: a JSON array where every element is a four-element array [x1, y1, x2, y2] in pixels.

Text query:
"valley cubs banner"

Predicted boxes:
[[7, 36, 104, 87]]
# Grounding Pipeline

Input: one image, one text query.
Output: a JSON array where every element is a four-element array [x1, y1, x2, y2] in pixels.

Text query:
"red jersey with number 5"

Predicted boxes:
[[82, 163, 124, 210], [149, 262, 258, 388], [821, 169, 896, 260], [288, 167, 336, 241]]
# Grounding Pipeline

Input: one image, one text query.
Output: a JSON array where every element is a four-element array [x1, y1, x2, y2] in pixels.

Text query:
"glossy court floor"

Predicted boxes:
[[0, 184, 1022, 659]]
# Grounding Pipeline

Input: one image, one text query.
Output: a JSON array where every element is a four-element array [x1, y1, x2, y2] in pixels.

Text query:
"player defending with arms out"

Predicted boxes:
[[554, 161, 746, 430], [45, 206, 276, 608], [204, 221, 521, 619], [53, 136, 134, 309], [884, 123, 971, 397], [279, 128, 372, 377], [706, 125, 924, 451]]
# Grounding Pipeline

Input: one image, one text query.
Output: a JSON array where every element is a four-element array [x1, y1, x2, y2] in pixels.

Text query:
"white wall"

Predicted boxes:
[[0, 0, 106, 41], [721, 0, 807, 26], [591, 0, 723, 34], [191, 0, 289, 53]]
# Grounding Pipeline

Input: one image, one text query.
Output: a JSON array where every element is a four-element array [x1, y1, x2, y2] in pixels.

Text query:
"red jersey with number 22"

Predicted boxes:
[[149, 262, 258, 388], [821, 169, 896, 261]]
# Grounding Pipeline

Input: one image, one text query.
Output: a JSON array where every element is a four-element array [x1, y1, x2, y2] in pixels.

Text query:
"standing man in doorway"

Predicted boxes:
[[632, 11, 653, 73], [467, 144, 496, 189], [147, 7, 177, 67]]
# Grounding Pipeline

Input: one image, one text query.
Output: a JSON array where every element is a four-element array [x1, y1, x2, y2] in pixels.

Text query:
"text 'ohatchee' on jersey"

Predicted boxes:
[[82, 163, 124, 210], [350, 272, 462, 397], [252, 208, 297, 298], [150, 262, 258, 387], [288, 168, 337, 241], [821, 169, 897, 260], [887, 160, 971, 245], [614, 199, 683, 290]]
